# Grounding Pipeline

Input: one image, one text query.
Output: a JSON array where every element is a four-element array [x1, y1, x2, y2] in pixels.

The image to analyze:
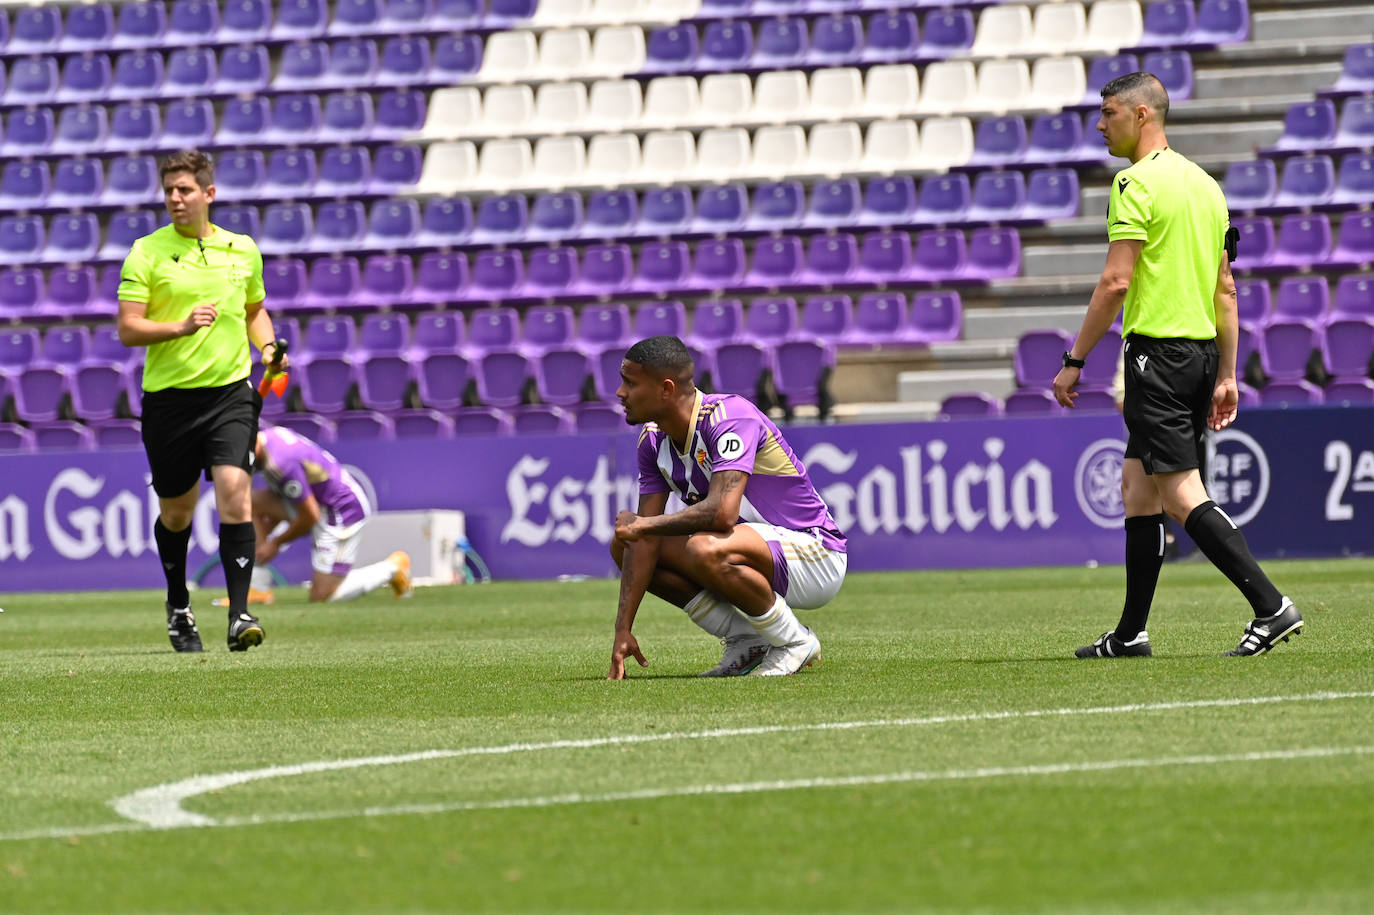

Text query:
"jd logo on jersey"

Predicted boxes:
[[716, 433, 744, 461]]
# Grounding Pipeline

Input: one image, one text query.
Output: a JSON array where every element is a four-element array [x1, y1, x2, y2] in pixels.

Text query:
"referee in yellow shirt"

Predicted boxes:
[[117, 150, 287, 653], [1053, 73, 1303, 659]]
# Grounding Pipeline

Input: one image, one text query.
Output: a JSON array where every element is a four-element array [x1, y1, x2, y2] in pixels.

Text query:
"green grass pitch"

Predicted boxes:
[[2, 558, 1372, 913]]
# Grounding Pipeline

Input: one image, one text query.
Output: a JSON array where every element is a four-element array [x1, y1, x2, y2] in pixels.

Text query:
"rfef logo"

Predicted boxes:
[[1207, 428, 1270, 525]]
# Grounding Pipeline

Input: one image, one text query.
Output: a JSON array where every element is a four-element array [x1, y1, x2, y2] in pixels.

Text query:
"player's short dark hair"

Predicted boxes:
[[625, 335, 694, 382], [1101, 72, 1170, 120], [159, 150, 214, 190]]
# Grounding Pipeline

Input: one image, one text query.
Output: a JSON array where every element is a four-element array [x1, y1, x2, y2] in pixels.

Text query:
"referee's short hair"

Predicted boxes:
[[626, 335, 694, 383], [1101, 72, 1170, 120], [159, 150, 215, 190]]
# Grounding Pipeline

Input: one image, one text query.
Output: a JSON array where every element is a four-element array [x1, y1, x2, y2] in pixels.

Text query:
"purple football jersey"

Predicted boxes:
[[636, 392, 846, 551], [258, 426, 370, 528]]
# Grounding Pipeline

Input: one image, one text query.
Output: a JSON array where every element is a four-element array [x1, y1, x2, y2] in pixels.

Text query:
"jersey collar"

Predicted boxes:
[[673, 389, 704, 458]]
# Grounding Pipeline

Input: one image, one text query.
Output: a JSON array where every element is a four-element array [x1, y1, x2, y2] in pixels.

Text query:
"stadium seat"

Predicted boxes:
[[1225, 159, 1277, 210], [31, 421, 95, 451], [50, 104, 108, 156], [0, 216, 44, 267], [112, 0, 168, 49], [375, 89, 427, 139], [1273, 276, 1329, 321], [415, 198, 473, 248], [1325, 378, 1374, 406], [260, 203, 315, 256], [356, 253, 414, 307], [162, 99, 216, 147], [1321, 317, 1374, 381], [451, 406, 512, 435], [801, 294, 853, 340], [0, 108, 55, 157], [1334, 153, 1374, 206], [1259, 318, 1319, 381], [747, 181, 806, 232], [941, 391, 1003, 418], [1274, 155, 1336, 208], [967, 171, 1026, 223], [907, 290, 962, 343], [1332, 274, 1374, 319], [1014, 328, 1072, 387], [63, 4, 116, 52], [43, 266, 101, 320], [0, 161, 50, 211], [392, 409, 456, 440], [1332, 42, 1374, 94], [1084, 53, 1139, 104], [1231, 216, 1276, 270], [1259, 379, 1322, 407], [1142, 50, 1194, 102], [1023, 168, 1079, 221], [166, 47, 216, 97], [5, 56, 59, 106], [1192, 0, 1249, 45], [56, 53, 113, 104], [1331, 212, 1374, 268], [364, 199, 420, 250], [108, 101, 160, 152], [1270, 214, 1332, 269], [1235, 278, 1271, 325], [46, 214, 100, 264], [216, 96, 270, 146], [1274, 99, 1338, 152]]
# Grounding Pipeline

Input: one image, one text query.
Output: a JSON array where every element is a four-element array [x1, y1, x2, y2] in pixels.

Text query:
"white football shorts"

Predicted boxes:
[[741, 521, 847, 610]]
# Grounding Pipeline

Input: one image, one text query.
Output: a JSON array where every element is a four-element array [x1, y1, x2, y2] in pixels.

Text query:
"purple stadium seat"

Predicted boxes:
[[692, 239, 748, 292], [510, 405, 573, 435], [375, 89, 427, 139], [52, 104, 109, 155], [529, 193, 584, 243], [107, 100, 160, 153], [747, 236, 806, 290], [265, 93, 322, 145], [452, 406, 512, 436], [377, 36, 430, 85], [913, 228, 966, 282], [1275, 155, 1336, 208], [1273, 276, 1329, 321], [578, 303, 632, 355], [364, 199, 420, 250], [1192, 0, 1249, 45], [691, 298, 745, 345], [700, 0, 750, 16], [1025, 112, 1083, 166], [640, 187, 696, 237], [411, 310, 466, 355], [634, 241, 691, 296], [473, 350, 531, 407], [1260, 379, 1322, 407], [850, 230, 908, 285], [0, 270, 42, 320], [334, 411, 396, 441], [472, 195, 529, 246], [965, 227, 1021, 280], [272, 0, 329, 39], [524, 247, 579, 300], [0, 420, 32, 454], [11, 366, 69, 422], [969, 116, 1029, 168], [215, 150, 266, 198], [805, 179, 863, 229], [296, 352, 357, 413], [1334, 153, 1374, 205], [864, 11, 920, 63], [748, 181, 806, 232], [634, 300, 689, 339], [1271, 213, 1332, 269], [90, 418, 143, 449], [585, 191, 637, 238], [916, 173, 971, 225], [215, 96, 270, 146], [316, 146, 372, 197], [369, 145, 421, 197], [1236, 322, 1258, 377], [70, 363, 129, 421], [274, 40, 330, 90], [1015, 329, 1073, 388], [43, 267, 101, 320], [358, 311, 410, 358], [260, 203, 314, 256], [1325, 378, 1374, 406], [644, 24, 700, 74], [10, 5, 60, 53], [858, 176, 917, 227], [1084, 54, 1139, 104], [1321, 317, 1374, 380], [5, 56, 59, 106], [31, 421, 95, 451], [967, 171, 1026, 223], [701, 21, 753, 70], [810, 14, 861, 65], [1225, 159, 1277, 210], [95, 264, 124, 316], [800, 233, 857, 287], [0, 216, 44, 267], [302, 255, 362, 311], [412, 251, 469, 305], [848, 292, 906, 345], [801, 294, 853, 340], [1332, 274, 1374, 319], [907, 290, 962, 343], [259, 148, 317, 199], [1141, 0, 1195, 48], [1235, 278, 1271, 325], [0, 328, 40, 370], [101, 156, 159, 209], [774, 337, 833, 409], [111, 0, 166, 48], [1231, 216, 1276, 270], [1333, 43, 1374, 94], [356, 331, 413, 409], [1003, 388, 1059, 414], [329, 0, 383, 35], [56, 53, 113, 104], [535, 347, 592, 405], [940, 392, 1002, 418], [431, 0, 482, 30], [275, 414, 338, 443], [1275, 99, 1338, 152], [376, 0, 433, 33], [713, 340, 770, 396], [574, 402, 624, 432], [327, 39, 382, 89], [392, 409, 456, 440], [1142, 50, 1194, 102], [1078, 329, 1122, 389], [109, 51, 163, 103], [166, 47, 217, 97], [918, 8, 974, 58], [467, 307, 520, 352], [1, 108, 55, 157], [220, 0, 271, 40], [65, 4, 116, 51], [417, 197, 473, 247], [521, 305, 575, 352], [319, 91, 375, 143], [1259, 318, 1318, 380], [488, 0, 537, 26], [0, 160, 50, 210], [746, 297, 799, 342], [166, 0, 219, 44], [430, 33, 483, 81], [161, 99, 215, 148], [467, 250, 524, 301], [261, 258, 307, 314], [569, 244, 630, 298], [1332, 212, 1374, 268], [46, 214, 101, 263]]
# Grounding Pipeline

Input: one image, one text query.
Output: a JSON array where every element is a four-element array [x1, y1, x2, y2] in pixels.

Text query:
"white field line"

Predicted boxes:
[[0, 689, 1370, 843]]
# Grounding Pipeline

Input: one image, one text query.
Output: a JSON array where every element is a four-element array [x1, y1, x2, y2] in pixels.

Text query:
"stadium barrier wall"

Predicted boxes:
[[1, 407, 1371, 592]]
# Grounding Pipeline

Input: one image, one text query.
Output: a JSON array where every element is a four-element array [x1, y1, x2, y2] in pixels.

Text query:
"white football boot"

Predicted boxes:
[[698, 635, 771, 677], [751, 628, 821, 676]]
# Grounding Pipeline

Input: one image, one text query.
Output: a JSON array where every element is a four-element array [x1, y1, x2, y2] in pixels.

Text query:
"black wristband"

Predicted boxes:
[[1062, 351, 1085, 369]]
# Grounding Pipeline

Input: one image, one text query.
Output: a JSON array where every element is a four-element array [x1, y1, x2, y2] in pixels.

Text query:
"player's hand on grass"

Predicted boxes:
[[615, 510, 643, 543], [607, 630, 648, 680], [181, 303, 218, 336], [1209, 378, 1239, 431], [1052, 366, 1080, 408]]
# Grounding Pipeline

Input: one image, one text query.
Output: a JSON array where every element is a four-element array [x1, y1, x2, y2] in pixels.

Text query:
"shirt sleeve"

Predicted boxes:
[[636, 427, 668, 494], [704, 407, 765, 475], [1107, 171, 1151, 243], [276, 462, 311, 505], [115, 240, 152, 304], [245, 239, 266, 304]]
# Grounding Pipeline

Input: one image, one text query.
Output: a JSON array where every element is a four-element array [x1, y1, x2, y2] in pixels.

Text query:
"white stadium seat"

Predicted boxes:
[[916, 60, 975, 116], [642, 76, 701, 130], [416, 141, 478, 194], [1030, 2, 1087, 54], [587, 0, 645, 26], [970, 4, 1033, 58], [537, 28, 592, 79], [480, 83, 536, 135], [863, 64, 919, 118], [752, 70, 810, 124], [532, 135, 588, 188], [641, 129, 697, 183], [479, 31, 538, 83], [1030, 56, 1087, 111], [698, 73, 754, 127], [748, 124, 807, 179], [583, 133, 643, 187], [586, 79, 643, 131], [861, 118, 920, 174], [805, 121, 863, 178], [810, 68, 865, 121], [476, 137, 534, 191], [529, 0, 592, 28], [420, 87, 481, 141], [533, 81, 589, 134], [917, 116, 974, 169], [1083, 0, 1143, 53], [971, 58, 1032, 113], [588, 25, 646, 77], [697, 127, 752, 181]]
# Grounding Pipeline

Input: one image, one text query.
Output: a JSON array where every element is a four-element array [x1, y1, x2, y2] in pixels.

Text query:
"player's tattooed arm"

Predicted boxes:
[[629, 470, 749, 538]]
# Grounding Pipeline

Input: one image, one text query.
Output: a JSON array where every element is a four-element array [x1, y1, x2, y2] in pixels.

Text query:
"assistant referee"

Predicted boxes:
[[1052, 73, 1303, 659], [117, 150, 287, 653]]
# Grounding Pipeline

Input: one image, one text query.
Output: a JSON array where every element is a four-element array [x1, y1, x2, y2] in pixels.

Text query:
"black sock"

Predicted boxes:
[[1184, 501, 1284, 617], [219, 521, 257, 619], [1115, 513, 1166, 641], [154, 518, 192, 609]]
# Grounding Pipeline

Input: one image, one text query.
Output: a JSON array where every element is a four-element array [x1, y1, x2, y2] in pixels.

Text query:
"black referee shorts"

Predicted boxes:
[[1122, 334, 1218, 476], [140, 379, 262, 498]]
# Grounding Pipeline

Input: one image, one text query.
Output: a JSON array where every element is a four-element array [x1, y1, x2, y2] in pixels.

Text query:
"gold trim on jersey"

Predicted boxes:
[[752, 432, 802, 477], [674, 389, 705, 458]]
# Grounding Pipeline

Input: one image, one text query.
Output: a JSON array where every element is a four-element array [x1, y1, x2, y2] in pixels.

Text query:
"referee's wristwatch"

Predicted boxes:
[[1061, 351, 1085, 369]]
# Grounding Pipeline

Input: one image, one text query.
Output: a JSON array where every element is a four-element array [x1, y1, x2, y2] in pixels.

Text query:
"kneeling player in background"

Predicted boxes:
[[229, 425, 413, 604]]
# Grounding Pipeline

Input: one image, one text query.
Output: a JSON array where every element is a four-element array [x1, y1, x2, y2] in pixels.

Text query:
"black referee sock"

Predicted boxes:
[[154, 518, 192, 609], [219, 522, 257, 619], [1184, 501, 1284, 617], [1115, 513, 1167, 642]]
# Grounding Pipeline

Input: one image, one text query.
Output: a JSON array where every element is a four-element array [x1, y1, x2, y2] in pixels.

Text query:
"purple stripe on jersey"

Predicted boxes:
[[331, 560, 353, 576], [768, 539, 790, 598], [261, 426, 370, 525]]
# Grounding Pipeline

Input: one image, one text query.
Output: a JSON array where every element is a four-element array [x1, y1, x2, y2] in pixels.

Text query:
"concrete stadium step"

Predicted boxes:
[[962, 305, 1085, 341], [1164, 122, 1286, 159], [1021, 243, 1107, 278], [1193, 63, 1345, 101], [897, 367, 1017, 404], [1251, 5, 1374, 41]]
